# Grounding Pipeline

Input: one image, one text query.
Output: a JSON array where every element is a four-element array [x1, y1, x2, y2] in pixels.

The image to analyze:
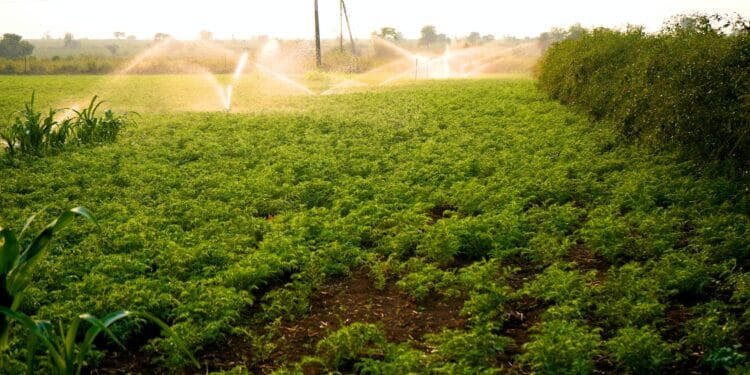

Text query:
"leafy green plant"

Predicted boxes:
[[396, 259, 456, 300], [522, 264, 595, 304], [536, 14, 750, 175], [354, 344, 429, 375], [0, 207, 97, 348], [0, 308, 198, 375], [0, 208, 197, 373], [521, 319, 602, 374], [315, 323, 387, 370], [704, 346, 747, 372], [595, 263, 666, 327], [605, 326, 675, 374], [72, 96, 134, 145], [3, 92, 60, 156], [682, 302, 741, 368], [426, 326, 512, 370], [522, 264, 596, 320], [1, 93, 134, 158]]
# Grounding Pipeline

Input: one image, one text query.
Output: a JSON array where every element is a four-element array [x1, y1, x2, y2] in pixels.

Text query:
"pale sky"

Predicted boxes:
[[2, 0, 750, 40]]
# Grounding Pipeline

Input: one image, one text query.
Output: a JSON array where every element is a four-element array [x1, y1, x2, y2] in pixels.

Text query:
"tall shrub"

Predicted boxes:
[[536, 14, 750, 177]]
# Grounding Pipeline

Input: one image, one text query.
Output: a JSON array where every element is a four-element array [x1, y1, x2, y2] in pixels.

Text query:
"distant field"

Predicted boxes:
[[1, 77, 748, 373], [0, 73, 531, 114]]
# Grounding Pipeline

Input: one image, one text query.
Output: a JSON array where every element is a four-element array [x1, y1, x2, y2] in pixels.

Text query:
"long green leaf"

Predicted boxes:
[[78, 310, 199, 369], [64, 317, 81, 370], [0, 307, 65, 370], [79, 312, 127, 352], [0, 227, 20, 275], [19, 208, 43, 238], [68, 207, 98, 228], [0, 227, 21, 350], [8, 207, 97, 295], [24, 330, 38, 375], [132, 311, 200, 368]]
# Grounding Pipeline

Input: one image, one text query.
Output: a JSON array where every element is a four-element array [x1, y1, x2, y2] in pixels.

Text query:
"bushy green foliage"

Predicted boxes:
[[1, 308, 197, 375], [521, 319, 601, 374], [354, 344, 429, 375], [605, 326, 675, 374], [314, 323, 386, 370], [0, 209, 196, 373], [522, 264, 595, 320], [426, 326, 512, 372], [0, 77, 749, 372], [396, 260, 448, 300], [71, 96, 133, 145], [595, 263, 665, 327], [683, 302, 743, 369], [0, 207, 97, 349], [536, 14, 750, 175], [2, 92, 60, 156]]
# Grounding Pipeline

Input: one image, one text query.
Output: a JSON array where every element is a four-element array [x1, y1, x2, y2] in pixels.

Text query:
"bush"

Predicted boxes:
[[522, 264, 595, 320], [354, 344, 429, 375], [315, 323, 387, 370], [426, 326, 512, 372], [536, 14, 750, 177], [682, 302, 742, 369], [521, 319, 601, 374], [595, 263, 666, 327], [605, 326, 675, 374]]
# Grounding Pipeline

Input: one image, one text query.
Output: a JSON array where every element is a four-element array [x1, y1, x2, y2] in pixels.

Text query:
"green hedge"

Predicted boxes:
[[536, 15, 750, 177]]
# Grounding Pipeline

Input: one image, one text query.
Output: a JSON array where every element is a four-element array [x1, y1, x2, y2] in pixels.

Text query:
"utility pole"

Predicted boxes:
[[341, 0, 356, 54], [339, 0, 344, 52], [314, 0, 322, 68]]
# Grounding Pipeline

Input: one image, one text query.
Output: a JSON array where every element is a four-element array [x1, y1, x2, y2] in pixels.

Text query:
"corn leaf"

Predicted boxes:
[[0, 307, 65, 370], [0, 228, 20, 275]]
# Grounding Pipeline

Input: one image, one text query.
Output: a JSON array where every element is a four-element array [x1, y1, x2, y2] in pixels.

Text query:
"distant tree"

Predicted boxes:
[[538, 27, 568, 51], [113, 31, 125, 40], [567, 23, 586, 40], [199, 30, 213, 41], [376, 27, 402, 42], [482, 34, 495, 43], [105, 44, 119, 56], [154, 33, 171, 42], [0, 33, 34, 59], [63, 32, 79, 48], [419, 25, 438, 46], [126, 35, 136, 40], [42, 31, 52, 40], [466, 31, 482, 45]]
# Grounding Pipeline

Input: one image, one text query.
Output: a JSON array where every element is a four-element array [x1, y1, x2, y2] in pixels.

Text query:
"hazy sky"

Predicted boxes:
[[2, 0, 750, 40]]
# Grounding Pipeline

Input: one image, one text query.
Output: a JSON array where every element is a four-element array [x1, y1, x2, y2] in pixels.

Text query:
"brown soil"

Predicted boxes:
[[566, 242, 610, 282], [427, 204, 458, 224], [253, 269, 465, 372], [92, 268, 465, 374]]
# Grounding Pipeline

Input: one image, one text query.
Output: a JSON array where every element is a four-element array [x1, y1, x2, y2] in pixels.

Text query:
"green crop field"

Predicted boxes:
[[1, 75, 749, 374]]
